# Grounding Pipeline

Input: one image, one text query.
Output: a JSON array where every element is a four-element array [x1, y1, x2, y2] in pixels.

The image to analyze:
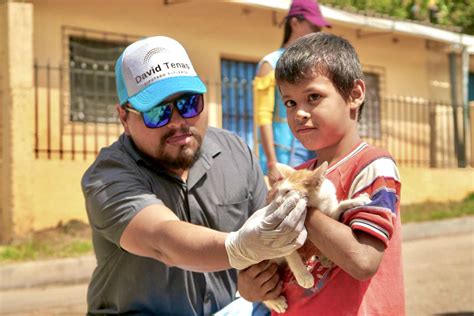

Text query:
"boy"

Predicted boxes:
[[239, 32, 405, 315]]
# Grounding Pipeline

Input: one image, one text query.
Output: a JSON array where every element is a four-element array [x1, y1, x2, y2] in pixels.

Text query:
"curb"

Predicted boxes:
[[1, 216, 473, 291], [0, 255, 95, 290], [402, 216, 473, 241]]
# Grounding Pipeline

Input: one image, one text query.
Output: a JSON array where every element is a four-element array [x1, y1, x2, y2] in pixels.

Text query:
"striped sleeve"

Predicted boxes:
[[342, 157, 401, 246]]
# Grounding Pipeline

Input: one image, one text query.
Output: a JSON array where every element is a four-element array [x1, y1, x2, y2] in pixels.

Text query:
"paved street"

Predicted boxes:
[[0, 283, 86, 315], [1, 232, 473, 315], [404, 232, 474, 315]]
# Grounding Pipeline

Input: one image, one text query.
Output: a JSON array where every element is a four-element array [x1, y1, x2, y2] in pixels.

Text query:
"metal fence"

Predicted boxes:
[[33, 62, 472, 168], [379, 96, 472, 168], [34, 62, 123, 160]]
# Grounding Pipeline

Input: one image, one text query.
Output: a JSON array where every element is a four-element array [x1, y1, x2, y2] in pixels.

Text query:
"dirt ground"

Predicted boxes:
[[33, 219, 91, 240]]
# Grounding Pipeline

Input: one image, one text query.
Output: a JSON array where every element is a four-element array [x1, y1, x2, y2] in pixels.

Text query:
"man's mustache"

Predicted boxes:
[[161, 127, 197, 144]]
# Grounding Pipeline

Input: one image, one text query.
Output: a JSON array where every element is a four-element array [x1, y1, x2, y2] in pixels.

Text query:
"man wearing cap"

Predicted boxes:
[[253, 0, 331, 178], [81, 36, 309, 315]]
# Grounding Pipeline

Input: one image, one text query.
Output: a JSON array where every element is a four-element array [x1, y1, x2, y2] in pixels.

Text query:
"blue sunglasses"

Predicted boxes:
[[125, 94, 204, 128]]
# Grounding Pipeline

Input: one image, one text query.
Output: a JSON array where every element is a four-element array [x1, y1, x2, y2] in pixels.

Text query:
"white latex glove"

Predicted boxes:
[[225, 191, 308, 270]]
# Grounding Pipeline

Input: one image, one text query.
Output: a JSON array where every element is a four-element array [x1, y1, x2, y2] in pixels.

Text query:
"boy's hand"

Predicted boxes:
[[238, 260, 283, 302]]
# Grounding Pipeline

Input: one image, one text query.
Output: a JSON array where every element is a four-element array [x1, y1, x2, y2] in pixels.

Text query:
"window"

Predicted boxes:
[[359, 71, 382, 139], [220, 59, 258, 149], [69, 37, 129, 123]]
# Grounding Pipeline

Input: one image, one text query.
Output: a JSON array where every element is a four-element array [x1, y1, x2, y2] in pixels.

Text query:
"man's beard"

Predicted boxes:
[[151, 127, 203, 170]]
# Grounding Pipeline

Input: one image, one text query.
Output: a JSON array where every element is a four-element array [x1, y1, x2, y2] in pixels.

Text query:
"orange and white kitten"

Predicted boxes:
[[263, 161, 371, 313]]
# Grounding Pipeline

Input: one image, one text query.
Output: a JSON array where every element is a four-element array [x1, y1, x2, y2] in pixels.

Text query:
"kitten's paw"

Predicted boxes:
[[351, 193, 372, 206], [295, 271, 314, 289], [358, 193, 372, 205], [264, 296, 288, 313]]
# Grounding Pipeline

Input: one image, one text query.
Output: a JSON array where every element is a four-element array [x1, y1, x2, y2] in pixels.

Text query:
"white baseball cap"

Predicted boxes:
[[115, 36, 207, 112]]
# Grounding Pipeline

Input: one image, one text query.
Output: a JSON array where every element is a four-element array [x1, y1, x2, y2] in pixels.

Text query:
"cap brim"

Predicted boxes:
[[128, 76, 207, 112], [305, 14, 331, 28]]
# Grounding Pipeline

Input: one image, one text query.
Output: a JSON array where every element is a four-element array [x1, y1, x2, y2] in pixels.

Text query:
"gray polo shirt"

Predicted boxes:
[[82, 127, 267, 315]]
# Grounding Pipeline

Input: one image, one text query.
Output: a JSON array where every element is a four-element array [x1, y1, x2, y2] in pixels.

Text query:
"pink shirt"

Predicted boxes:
[[275, 142, 405, 316]]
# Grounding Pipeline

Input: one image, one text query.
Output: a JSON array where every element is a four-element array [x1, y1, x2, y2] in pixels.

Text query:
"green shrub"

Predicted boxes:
[[402, 192, 474, 223]]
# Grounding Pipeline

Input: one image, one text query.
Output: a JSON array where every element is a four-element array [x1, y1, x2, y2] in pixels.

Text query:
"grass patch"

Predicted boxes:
[[0, 220, 93, 264], [401, 192, 474, 223]]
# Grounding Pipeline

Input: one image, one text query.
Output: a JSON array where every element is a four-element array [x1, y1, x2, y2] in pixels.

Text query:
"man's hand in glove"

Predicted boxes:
[[225, 191, 307, 269]]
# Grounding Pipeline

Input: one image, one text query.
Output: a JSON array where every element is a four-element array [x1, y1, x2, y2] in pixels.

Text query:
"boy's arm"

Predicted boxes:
[[307, 156, 401, 280], [305, 209, 385, 280]]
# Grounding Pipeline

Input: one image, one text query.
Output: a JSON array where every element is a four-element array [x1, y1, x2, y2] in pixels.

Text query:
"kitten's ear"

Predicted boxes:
[[268, 163, 295, 187], [267, 164, 283, 186], [315, 161, 329, 176], [311, 161, 328, 186], [275, 163, 295, 178]]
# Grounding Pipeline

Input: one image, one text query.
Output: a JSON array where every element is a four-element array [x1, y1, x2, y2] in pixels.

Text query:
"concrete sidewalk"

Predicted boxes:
[[1, 216, 473, 291]]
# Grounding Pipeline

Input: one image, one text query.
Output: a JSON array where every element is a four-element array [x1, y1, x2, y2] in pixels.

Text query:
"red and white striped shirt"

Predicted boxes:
[[277, 142, 405, 316]]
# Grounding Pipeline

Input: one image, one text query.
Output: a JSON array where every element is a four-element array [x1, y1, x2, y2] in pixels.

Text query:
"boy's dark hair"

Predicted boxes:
[[275, 32, 365, 120]]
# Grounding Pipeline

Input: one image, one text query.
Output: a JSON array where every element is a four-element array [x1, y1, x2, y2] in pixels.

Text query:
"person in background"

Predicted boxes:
[[81, 35, 308, 316], [253, 0, 330, 180]]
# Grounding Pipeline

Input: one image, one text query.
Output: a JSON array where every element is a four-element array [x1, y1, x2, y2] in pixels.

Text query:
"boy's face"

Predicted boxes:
[[279, 73, 364, 153]]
